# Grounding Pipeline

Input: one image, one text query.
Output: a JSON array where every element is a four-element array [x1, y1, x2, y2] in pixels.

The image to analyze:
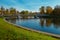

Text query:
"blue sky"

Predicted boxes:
[[0, 0, 60, 12]]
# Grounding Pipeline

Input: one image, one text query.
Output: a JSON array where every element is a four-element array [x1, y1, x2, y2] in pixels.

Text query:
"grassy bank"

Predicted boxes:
[[0, 18, 59, 40]]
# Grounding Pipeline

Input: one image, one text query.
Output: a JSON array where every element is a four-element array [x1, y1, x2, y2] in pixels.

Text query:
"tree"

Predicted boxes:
[[10, 7, 17, 16], [20, 10, 25, 15], [39, 6, 45, 14], [20, 10, 29, 18], [1, 6, 5, 16], [4, 9, 9, 16], [0, 9, 1, 15], [52, 5, 60, 15], [20, 10, 29, 15], [46, 6, 53, 14]]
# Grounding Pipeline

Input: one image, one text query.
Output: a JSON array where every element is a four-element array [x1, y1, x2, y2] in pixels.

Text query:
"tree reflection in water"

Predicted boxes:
[[52, 18, 60, 28], [40, 18, 60, 29]]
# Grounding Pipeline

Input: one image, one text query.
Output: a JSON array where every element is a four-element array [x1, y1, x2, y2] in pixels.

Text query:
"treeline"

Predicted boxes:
[[40, 5, 60, 16], [0, 6, 19, 16], [0, 6, 34, 17], [0, 5, 60, 17]]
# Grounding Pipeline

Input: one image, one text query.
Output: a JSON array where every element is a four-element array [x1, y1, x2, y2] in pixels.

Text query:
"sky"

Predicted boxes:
[[0, 0, 60, 12]]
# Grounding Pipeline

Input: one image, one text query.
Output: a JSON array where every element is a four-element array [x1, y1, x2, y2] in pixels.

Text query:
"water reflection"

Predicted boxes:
[[7, 18, 60, 35], [7, 18, 60, 29], [7, 19, 16, 24], [53, 18, 60, 28], [46, 19, 52, 27], [40, 18, 45, 27], [40, 18, 60, 29]]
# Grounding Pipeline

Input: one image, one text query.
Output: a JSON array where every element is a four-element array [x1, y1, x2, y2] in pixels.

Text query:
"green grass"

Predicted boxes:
[[0, 18, 59, 40]]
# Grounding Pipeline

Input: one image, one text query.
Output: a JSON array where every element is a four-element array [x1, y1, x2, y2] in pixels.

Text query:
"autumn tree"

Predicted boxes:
[[0, 9, 1, 15], [46, 6, 53, 14], [52, 5, 60, 15], [39, 6, 45, 14], [0, 6, 5, 16]]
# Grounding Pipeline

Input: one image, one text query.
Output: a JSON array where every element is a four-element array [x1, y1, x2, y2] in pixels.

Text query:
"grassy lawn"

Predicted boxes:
[[0, 18, 59, 40]]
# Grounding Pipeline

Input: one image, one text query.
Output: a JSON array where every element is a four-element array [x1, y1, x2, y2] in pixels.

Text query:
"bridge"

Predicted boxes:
[[18, 14, 49, 18], [4, 13, 50, 19]]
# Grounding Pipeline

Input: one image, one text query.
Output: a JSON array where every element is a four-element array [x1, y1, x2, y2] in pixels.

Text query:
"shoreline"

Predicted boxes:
[[4, 18, 60, 39]]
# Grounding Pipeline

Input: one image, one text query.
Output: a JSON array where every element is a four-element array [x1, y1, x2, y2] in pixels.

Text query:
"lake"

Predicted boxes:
[[7, 18, 60, 35]]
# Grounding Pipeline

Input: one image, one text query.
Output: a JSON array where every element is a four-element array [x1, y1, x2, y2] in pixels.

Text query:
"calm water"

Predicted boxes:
[[7, 18, 60, 35]]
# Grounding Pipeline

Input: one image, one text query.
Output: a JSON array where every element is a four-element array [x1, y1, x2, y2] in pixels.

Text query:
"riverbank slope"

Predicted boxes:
[[0, 18, 59, 40]]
